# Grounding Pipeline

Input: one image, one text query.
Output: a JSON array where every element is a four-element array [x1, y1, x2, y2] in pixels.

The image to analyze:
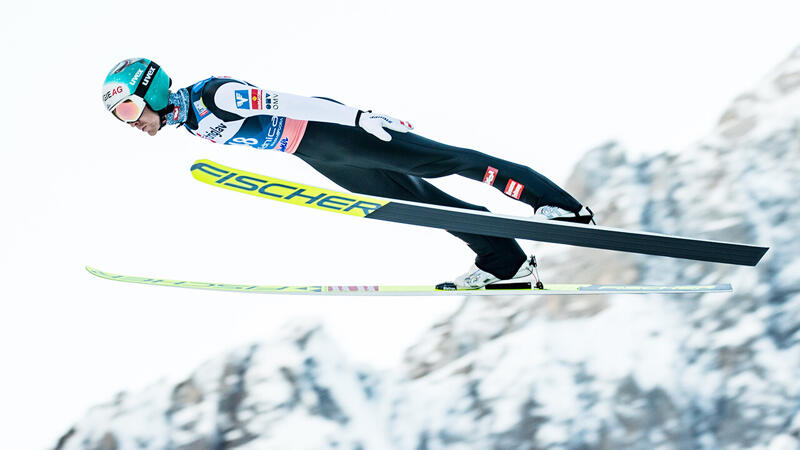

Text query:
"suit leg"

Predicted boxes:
[[296, 155, 527, 279]]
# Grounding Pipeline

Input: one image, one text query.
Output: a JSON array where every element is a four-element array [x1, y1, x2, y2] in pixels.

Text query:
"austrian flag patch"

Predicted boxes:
[[483, 166, 498, 186], [504, 179, 525, 199]]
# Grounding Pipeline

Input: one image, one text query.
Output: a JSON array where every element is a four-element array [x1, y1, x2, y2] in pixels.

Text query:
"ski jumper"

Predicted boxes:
[[176, 77, 582, 279]]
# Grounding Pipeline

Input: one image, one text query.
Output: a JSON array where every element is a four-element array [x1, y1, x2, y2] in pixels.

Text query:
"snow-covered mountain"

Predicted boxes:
[[55, 320, 391, 450], [55, 48, 800, 450]]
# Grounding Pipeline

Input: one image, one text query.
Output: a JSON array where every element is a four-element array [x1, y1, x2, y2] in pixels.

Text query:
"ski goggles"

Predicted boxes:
[[111, 96, 146, 123]]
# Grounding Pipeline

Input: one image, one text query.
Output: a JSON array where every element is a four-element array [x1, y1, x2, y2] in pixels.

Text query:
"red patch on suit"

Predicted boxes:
[[504, 179, 524, 199], [483, 166, 498, 186]]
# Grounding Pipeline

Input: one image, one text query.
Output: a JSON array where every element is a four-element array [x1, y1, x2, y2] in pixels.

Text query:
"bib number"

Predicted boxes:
[[231, 137, 258, 145]]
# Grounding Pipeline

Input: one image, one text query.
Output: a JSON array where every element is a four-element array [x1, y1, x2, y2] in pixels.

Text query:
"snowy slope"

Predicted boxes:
[[55, 321, 392, 450], [55, 48, 800, 449]]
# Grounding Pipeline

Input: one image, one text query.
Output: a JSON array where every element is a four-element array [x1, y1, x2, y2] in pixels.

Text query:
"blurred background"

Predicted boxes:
[[2, 1, 800, 448]]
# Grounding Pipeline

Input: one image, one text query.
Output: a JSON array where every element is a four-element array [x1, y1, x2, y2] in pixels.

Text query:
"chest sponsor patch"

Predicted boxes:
[[195, 122, 229, 143], [194, 98, 210, 117], [235, 90, 251, 109], [504, 179, 525, 199], [235, 89, 278, 110]]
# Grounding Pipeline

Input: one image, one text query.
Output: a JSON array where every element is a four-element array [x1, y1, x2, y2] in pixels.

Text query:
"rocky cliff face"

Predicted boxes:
[[56, 48, 800, 450], [55, 321, 391, 450]]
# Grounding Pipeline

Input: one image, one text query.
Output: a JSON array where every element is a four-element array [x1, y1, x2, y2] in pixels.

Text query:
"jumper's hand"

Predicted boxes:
[[358, 111, 413, 141]]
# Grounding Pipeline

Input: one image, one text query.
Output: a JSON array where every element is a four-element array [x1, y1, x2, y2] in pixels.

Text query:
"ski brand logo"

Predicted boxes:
[[235, 90, 250, 109], [191, 161, 388, 217], [327, 286, 380, 292], [483, 166, 498, 186], [504, 179, 524, 199]]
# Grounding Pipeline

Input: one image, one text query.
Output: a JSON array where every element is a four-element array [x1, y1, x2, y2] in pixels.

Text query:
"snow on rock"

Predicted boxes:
[[56, 46, 800, 449], [392, 297, 692, 449], [56, 320, 392, 450], [399, 43, 800, 448]]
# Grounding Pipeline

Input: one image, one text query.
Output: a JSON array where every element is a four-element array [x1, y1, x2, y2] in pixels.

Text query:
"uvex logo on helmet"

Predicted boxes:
[[141, 66, 157, 88], [130, 68, 144, 86]]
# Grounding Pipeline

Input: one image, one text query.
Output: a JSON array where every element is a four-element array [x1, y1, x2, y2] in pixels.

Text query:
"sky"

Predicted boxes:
[[1, 0, 800, 448]]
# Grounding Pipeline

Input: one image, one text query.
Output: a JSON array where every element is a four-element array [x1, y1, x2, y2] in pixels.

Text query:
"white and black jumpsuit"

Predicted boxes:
[[176, 77, 583, 279]]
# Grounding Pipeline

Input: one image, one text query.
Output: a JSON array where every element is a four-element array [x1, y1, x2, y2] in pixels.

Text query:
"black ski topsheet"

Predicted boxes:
[[367, 202, 767, 266], [191, 159, 769, 266]]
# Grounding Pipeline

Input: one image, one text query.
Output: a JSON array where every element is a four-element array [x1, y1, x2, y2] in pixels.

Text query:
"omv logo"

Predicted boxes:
[[235, 90, 250, 109]]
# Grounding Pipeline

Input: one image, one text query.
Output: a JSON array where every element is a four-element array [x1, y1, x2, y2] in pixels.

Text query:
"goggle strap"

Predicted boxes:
[[133, 61, 160, 100]]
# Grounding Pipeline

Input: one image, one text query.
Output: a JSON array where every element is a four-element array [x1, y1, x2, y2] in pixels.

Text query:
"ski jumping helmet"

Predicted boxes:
[[102, 58, 172, 122]]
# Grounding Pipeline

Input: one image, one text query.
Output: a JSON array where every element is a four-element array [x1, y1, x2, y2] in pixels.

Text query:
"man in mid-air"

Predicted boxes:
[[102, 58, 594, 289]]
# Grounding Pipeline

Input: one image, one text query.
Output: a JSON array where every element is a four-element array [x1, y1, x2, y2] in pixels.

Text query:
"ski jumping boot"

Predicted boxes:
[[536, 205, 595, 225], [437, 255, 544, 290]]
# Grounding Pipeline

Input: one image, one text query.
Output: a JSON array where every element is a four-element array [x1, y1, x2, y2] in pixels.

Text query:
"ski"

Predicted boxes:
[[86, 267, 732, 296], [190, 159, 768, 266]]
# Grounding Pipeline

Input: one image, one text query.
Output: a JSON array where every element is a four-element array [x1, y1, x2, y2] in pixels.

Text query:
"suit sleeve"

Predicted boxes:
[[213, 81, 360, 126]]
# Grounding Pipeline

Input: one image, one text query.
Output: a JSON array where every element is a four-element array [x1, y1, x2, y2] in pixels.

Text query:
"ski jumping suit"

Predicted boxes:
[[176, 77, 582, 279]]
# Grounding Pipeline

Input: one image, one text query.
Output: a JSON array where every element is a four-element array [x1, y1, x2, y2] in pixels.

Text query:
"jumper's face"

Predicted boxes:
[[129, 105, 161, 136]]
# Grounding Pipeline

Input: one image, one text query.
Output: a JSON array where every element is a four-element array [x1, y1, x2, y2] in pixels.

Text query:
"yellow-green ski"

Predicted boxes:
[[86, 267, 732, 296]]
